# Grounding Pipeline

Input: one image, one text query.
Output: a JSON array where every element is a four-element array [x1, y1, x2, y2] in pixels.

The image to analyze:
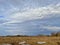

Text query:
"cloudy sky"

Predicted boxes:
[[0, 0, 60, 36]]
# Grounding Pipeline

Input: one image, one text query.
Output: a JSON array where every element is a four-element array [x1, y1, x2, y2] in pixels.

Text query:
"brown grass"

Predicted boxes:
[[0, 36, 60, 45]]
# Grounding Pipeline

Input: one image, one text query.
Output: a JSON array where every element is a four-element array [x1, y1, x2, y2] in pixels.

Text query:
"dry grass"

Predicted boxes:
[[0, 36, 60, 45]]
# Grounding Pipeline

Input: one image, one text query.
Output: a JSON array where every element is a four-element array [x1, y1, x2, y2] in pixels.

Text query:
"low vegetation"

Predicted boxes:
[[0, 32, 60, 45]]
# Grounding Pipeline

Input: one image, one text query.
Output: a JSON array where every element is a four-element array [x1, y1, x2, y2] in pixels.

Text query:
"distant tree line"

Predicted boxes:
[[6, 35, 29, 37], [5, 32, 60, 37], [36, 32, 60, 37]]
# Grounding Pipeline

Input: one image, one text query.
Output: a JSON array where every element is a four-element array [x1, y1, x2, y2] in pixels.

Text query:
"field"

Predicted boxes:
[[0, 36, 60, 45]]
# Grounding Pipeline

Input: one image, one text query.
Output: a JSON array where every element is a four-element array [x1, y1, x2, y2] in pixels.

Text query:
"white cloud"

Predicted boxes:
[[2, 3, 60, 25], [41, 26, 60, 31]]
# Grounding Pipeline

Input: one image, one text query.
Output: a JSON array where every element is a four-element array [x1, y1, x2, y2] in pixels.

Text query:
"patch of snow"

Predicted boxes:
[[19, 41, 26, 44], [37, 42, 46, 44]]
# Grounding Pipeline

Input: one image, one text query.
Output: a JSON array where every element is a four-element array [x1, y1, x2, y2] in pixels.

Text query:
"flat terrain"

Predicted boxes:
[[0, 36, 60, 45]]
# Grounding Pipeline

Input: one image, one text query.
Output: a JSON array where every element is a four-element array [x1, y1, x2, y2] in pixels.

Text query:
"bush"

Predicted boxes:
[[51, 32, 60, 37]]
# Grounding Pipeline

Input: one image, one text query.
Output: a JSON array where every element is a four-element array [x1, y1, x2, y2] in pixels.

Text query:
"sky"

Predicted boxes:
[[0, 0, 60, 36]]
